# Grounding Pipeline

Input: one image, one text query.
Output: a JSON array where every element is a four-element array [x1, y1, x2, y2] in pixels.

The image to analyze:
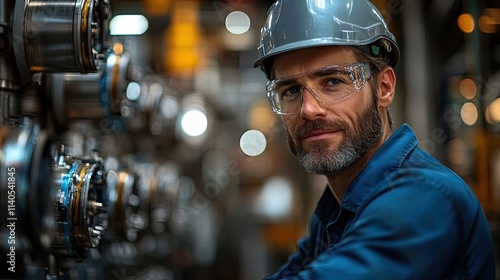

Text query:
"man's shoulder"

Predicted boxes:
[[377, 149, 480, 212], [396, 146, 465, 186]]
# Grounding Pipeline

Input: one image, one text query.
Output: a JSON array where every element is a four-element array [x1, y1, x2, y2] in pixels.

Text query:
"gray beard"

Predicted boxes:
[[286, 97, 383, 176]]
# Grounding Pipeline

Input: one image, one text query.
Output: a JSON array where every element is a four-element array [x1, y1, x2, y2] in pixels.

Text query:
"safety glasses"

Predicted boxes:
[[266, 63, 372, 115]]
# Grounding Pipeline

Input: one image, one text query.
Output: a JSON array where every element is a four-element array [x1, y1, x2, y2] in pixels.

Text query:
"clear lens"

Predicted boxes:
[[266, 63, 371, 114]]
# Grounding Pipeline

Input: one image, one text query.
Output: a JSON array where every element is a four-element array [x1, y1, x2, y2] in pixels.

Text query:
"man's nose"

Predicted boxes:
[[300, 86, 327, 119]]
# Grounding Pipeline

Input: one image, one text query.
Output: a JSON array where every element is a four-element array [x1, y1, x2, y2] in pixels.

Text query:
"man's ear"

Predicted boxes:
[[377, 67, 396, 108]]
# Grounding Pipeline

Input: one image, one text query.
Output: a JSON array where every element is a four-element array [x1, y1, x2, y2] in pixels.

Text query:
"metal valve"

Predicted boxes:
[[52, 145, 108, 259]]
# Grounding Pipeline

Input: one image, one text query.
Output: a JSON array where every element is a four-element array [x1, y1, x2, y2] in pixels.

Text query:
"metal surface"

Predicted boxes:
[[0, 124, 54, 254], [48, 48, 132, 129], [52, 146, 107, 259], [12, 0, 111, 81], [0, 0, 187, 277], [0, 0, 21, 121]]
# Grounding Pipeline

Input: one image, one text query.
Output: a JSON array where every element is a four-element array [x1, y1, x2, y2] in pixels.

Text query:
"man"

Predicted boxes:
[[253, 0, 496, 279]]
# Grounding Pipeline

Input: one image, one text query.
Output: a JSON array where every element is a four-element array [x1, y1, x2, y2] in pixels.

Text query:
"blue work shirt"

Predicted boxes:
[[264, 124, 495, 279]]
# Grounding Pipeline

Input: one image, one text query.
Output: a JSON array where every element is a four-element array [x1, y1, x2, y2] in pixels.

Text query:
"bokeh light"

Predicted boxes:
[[181, 109, 208, 137], [240, 129, 267, 157], [110, 15, 149, 35], [459, 78, 477, 100], [225, 11, 251, 35], [460, 102, 478, 126], [458, 13, 475, 33], [486, 98, 500, 124]]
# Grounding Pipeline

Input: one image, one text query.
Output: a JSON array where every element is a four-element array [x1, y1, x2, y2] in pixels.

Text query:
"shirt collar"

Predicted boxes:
[[315, 124, 418, 222]]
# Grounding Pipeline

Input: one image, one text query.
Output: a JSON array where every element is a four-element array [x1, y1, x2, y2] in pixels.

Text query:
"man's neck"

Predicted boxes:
[[326, 126, 393, 205]]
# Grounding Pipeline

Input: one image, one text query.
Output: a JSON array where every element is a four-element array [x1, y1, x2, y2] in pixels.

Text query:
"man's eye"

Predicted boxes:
[[281, 86, 301, 97], [325, 78, 342, 86], [322, 74, 350, 89]]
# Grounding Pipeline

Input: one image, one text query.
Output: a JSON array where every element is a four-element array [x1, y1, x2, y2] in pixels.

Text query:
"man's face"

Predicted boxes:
[[271, 46, 383, 176]]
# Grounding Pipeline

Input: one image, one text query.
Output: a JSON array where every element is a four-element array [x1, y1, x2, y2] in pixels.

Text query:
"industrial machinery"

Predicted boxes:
[[0, 0, 192, 279]]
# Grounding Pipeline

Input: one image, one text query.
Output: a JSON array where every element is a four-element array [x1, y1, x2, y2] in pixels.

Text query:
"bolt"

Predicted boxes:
[[91, 229, 102, 237], [89, 228, 102, 247], [88, 200, 103, 215]]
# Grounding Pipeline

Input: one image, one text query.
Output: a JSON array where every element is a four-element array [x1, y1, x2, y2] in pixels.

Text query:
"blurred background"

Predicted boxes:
[[0, 0, 499, 279]]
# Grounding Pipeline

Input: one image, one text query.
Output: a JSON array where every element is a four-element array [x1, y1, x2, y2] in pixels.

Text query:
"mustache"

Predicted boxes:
[[294, 119, 348, 139]]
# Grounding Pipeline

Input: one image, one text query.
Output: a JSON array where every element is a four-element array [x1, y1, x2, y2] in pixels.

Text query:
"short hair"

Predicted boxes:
[[351, 46, 394, 129]]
